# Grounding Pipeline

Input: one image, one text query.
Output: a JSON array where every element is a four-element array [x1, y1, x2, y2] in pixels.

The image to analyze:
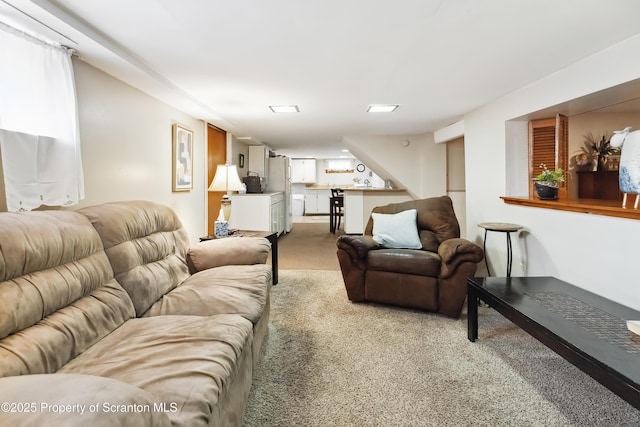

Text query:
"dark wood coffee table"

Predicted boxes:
[[200, 230, 278, 285], [467, 276, 640, 410]]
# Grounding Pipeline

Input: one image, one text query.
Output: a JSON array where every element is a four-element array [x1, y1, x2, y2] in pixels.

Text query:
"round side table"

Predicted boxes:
[[478, 222, 523, 277]]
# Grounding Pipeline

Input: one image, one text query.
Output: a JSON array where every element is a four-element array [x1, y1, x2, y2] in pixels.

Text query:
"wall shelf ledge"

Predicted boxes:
[[501, 196, 640, 220]]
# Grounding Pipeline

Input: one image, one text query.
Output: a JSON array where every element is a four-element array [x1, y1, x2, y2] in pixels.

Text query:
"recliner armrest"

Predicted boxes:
[[336, 235, 380, 261], [337, 235, 380, 302], [438, 238, 484, 279]]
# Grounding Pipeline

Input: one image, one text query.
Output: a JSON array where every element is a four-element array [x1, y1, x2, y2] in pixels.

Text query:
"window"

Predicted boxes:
[[325, 159, 354, 173], [0, 23, 84, 211]]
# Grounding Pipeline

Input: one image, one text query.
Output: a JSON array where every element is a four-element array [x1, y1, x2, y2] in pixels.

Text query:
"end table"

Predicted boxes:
[[477, 222, 523, 277]]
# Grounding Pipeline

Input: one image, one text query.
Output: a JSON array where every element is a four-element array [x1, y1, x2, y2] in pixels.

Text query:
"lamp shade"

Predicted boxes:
[[208, 164, 244, 192]]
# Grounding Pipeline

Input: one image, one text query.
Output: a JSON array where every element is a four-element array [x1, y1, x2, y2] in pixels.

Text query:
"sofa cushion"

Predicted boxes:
[[0, 374, 171, 426], [0, 211, 135, 377], [143, 264, 272, 324], [367, 249, 441, 277], [187, 237, 271, 272], [371, 209, 422, 249], [59, 314, 253, 427], [78, 201, 191, 317]]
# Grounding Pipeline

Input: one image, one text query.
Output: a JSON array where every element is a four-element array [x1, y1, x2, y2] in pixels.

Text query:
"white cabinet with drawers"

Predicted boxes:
[[230, 192, 285, 235]]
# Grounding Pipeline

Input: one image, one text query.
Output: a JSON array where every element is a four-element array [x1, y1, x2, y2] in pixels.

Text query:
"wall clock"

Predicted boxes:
[[356, 163, 365, 172]]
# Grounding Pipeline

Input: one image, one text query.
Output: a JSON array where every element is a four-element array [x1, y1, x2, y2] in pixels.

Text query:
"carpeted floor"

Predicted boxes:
[[243, 270, 640, 426], [274, 222, 344, 270]]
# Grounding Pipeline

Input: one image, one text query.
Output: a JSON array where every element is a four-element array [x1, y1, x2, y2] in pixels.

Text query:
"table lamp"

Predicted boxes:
[[208, 164, 244, 235]]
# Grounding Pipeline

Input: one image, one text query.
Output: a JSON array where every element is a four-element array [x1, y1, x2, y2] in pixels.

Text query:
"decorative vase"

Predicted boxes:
[[214, 220, 228, 238], [534, 182, 558, 200]]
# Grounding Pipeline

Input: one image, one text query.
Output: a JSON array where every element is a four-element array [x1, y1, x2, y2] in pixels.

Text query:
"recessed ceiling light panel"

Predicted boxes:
[[367, 104, 399, 113], [269, 105, 300, 113]]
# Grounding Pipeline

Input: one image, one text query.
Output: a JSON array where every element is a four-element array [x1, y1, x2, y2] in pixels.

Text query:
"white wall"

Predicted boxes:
[[446, 138, 466, 238], [230, 137, 250, 178], [73, 59, 207, 243], [465, 34, 640, 310], [343, 133, 446, 198]]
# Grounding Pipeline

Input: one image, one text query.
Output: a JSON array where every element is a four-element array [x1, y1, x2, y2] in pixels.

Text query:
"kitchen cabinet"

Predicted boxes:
[[230, 192, 285, 235], [271, 196, 285, 235], [291, 159, 316, 183], [304, 189, 330, 214]]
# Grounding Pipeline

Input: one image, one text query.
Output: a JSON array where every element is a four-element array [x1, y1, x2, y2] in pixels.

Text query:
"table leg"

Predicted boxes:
[[468, 283, 479, 342], [506, 231, 513, 277], [483, 229, 491, 276], [266, 233, 278, 285], [329, 201, 335, 233]]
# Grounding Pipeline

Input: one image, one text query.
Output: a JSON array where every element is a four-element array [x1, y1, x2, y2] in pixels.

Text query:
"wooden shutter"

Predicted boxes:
[[528, 114, 568, 199]]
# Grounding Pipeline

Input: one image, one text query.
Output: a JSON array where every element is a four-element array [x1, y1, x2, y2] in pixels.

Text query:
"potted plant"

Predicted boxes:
[[533, 163, 564, 200], [583, 132, 621, 171]]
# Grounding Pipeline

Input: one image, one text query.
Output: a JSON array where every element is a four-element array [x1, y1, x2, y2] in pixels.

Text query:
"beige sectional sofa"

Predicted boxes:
[[0, 200, 272, 426]]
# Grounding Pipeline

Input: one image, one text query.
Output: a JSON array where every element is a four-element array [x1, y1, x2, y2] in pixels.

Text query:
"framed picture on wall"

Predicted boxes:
[[172, 123, 194, 191]]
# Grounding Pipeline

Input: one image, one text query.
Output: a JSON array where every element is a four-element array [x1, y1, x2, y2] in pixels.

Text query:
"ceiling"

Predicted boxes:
[[3, 0, 640, 158]]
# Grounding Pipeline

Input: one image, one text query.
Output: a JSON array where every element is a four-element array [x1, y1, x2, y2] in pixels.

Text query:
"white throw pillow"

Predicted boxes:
[[371, 209, 422, 249]]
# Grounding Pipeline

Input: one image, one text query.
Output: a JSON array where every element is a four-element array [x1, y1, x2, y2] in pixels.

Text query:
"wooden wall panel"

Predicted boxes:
[[207, 124, 227, 235]]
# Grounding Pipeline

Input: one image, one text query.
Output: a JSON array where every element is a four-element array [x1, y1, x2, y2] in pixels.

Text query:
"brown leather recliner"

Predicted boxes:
[[336, 196, 484, 318]]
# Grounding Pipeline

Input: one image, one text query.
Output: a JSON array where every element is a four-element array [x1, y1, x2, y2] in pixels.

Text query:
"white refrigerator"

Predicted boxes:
[[266, 156, 292, 233]]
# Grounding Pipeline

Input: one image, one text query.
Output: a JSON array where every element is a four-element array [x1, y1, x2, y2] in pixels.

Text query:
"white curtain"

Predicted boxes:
[[0, 22, 84, 211]]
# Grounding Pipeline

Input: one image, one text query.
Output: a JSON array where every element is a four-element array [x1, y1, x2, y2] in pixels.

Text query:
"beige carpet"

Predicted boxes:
[[243, 270, 640, 426], [274, 222, 344, 271]]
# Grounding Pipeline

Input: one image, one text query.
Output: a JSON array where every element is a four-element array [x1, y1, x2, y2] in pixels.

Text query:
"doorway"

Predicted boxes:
[[207, 124, 227, 236]]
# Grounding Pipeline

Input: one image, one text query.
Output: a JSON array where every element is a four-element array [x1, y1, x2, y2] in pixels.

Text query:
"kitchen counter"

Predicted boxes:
[[233, 191, 282, 196], [304, 184, 404, 192], [304, 184, 350, 190], [343, 188, 406, 192]]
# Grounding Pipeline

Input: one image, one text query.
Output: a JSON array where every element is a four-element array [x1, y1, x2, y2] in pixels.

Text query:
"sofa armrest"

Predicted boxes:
[[437, 238, 484, 279], [0, 374, 171, 426], [336, 235, 380, 263], [187, 237, 271, 273]]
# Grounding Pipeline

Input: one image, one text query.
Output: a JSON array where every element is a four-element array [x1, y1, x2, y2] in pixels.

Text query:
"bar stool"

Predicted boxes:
[[330, 188, 344, 233], [477, 222, 523, 277]]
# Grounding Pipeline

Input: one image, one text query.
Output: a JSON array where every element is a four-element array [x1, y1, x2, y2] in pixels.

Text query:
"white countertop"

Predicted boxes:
[[343, 188, 406, 192], [233, 191, 283, 196], [305, 185, 402, 191]]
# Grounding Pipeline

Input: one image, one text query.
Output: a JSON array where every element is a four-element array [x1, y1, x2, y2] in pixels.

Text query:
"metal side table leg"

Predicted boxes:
[[483, 228, 491, 276], [506, 231, 513, 277]]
